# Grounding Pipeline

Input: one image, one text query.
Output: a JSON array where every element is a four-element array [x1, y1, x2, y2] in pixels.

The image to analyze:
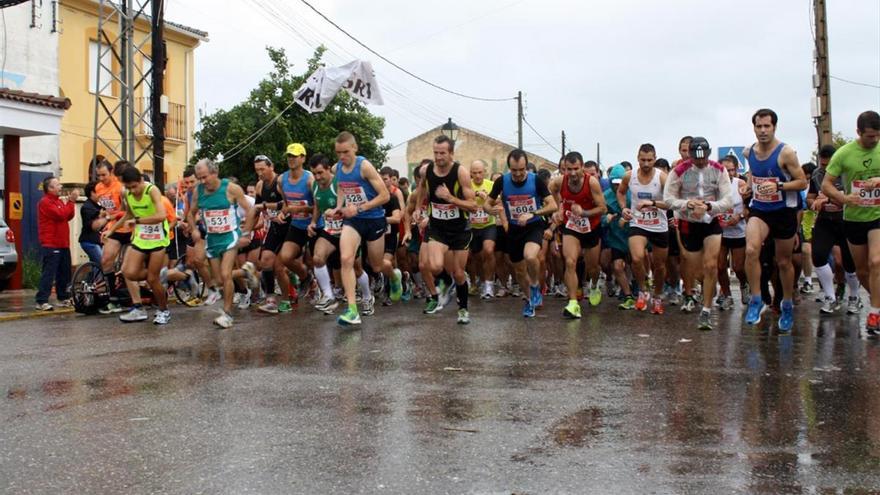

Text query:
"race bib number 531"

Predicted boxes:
[[204, 209, 234, 234]]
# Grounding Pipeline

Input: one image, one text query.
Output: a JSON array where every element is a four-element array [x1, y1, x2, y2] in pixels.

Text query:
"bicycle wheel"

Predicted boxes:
[[173, 269, 205, 306], [71, 262, 109, 315]]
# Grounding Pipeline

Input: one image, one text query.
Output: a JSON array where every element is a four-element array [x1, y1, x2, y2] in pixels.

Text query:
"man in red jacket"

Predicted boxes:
[[36, 176, 79, 311]]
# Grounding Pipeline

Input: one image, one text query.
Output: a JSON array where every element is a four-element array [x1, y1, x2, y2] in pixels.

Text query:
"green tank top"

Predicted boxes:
[[313, 179, 342, 236], [198, 178, 240, 237], [127, 184, 170, 250]]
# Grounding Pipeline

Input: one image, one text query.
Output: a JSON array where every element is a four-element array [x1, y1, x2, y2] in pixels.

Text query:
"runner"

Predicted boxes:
[[487, 149, 558, 318], [276, 143, 317, 312], [310, 155, 343, 314], [468, 159, 499, 300], [548, 151, 606, 318], [602, 164, 634, 308], [716, 155, 749, 309], [94, 160, 131, 314], [412, 135, 477, 324], [327, 131, 402, 326], [743, 108, 808, 332], [380, 167, 404, 306], [821, 110, 880, 334], [663, 137, 734, 330], [618, 144, 670, 314], [103, 166, 172, 324], [186, 158, 257, 328]]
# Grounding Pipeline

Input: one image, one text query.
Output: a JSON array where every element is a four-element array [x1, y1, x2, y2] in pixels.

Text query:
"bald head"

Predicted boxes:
[[471, 159, 487, 184]]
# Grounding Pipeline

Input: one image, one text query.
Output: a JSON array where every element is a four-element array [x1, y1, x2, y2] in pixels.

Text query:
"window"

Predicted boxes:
[[89, 41, 112, 96]]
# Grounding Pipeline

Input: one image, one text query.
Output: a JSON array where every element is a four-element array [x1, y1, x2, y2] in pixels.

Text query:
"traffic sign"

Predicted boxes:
[[717, 146, 747, 174]]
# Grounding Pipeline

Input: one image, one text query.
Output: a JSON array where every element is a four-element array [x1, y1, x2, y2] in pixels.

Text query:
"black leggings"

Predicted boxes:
[[811, 217, 856, 273]]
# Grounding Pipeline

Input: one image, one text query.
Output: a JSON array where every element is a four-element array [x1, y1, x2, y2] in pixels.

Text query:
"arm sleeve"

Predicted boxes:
[[38, 198, 72, 222], [489, 180, 503, 200], [662, 171, 687, 212], [826, 149, 844, 178]]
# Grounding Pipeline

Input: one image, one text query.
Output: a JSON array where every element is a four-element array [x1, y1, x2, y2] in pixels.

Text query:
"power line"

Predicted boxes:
[[521, 115, 561, 156], [295, 0, 516, 103], [830, 75, 880, 89]]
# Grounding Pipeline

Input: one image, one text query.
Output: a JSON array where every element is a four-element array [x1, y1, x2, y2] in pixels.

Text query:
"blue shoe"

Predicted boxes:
[[778, 299, 794, 333], [745, 295, 764, 325], [530, 285, 543, 308], [522, 299, 535, 318]]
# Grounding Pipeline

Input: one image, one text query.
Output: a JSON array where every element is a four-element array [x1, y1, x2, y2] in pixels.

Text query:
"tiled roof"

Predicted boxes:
[[0, 88, 72, 110], [165, 20, 208, 40]]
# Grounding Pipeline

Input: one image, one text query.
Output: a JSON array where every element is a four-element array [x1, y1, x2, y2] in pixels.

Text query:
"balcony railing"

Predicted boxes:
[[135, 97, 187, 142]]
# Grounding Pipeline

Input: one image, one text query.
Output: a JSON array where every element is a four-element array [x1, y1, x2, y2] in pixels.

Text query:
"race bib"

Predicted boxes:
[[137, 223, 165, 241], [470, 208, 490, 225], [852, 180, 880, 207], [325, 216, 343, 236], [506, 196, 537, 220], [341, 184, 368, 207], [204, 209, 235, 234], [565, 212, 591, 233], [634, 207, 661, 227], [430, 202, 461, 220], [752, 177, 782, 203], [98, 196, 117, 212], [288, 199, 312, 220]]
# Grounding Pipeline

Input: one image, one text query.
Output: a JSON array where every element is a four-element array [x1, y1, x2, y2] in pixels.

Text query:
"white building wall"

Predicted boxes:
[[0, 0, 61, 184]]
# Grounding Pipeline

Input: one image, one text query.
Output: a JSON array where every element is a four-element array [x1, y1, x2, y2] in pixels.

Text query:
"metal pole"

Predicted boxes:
[[151, 0, 165, 190]]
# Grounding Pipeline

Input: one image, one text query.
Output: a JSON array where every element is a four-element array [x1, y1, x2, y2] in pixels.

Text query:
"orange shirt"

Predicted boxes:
[[161, 196, 176, 240], [94, 177, 130, 233]]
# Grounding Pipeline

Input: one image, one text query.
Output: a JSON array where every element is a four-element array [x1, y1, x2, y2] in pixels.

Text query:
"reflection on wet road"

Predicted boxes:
[[1, 298, 880, 493]]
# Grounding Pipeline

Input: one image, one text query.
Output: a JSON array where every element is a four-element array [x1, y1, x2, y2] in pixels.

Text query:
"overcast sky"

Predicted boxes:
[[167, 0, 880, 175]]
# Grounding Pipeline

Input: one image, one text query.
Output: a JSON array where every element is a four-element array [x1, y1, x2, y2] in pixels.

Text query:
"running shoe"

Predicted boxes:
[[820, 296, 838, 315], [650, 297, 664, 315], [35, 302, 54, 312], [668, 291, 682, 306], [389, 268, 403, 302], [213, 311, 233, 329], [362, 295, 376, 316], [530, 284, 543, 309], [237, 289, 252, 310], [563, 300, 582, 319], [778, 300, 794, 333], [336, 305, 361, 326], [204, 289, 222, 306], [740, 283, 750, 305], [522, 299, 536, 318], [588, 287, 602, 307], [438, 282, 455, 310], [242, 262, 260, 292], [799, 280, 814, 294], [423, 298, 440, 314], [481, 282, 494, 300], [847, 296, 863, 315], [120, 307, 148, 323], [866, 312, 880, 336], [745, 295, 764, 325], [495, 285, 508, 298], [278, 300, 292, 313], [401, 273, 413, 302], [99, 302, 124, 314], [510, 284, 523, 298], [680, 295, 697, 313], [152, 309, 171, 325], [457, 309, 471, 325], [258, 298, 279, 314], [698, 309, 713, 331], [635, 291, 650, 311], [721, 296, 734, 312], [618, 296, 636, 310]]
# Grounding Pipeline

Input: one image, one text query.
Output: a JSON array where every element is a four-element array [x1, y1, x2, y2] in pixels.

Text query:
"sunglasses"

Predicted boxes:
[[254, 155, 272, 163]]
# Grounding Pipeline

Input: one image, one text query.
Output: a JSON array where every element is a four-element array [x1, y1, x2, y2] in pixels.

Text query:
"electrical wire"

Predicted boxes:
[[521, 115, 560, 156], [294, 0, 516, 102], [830, 75, 880, 89]]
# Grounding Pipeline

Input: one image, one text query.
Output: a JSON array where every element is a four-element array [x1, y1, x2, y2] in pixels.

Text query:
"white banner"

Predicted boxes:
[[295, 60, 383, 114]]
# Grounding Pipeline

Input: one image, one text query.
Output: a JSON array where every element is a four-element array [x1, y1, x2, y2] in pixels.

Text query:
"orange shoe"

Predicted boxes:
[[651, 297, 665, 315], [635, 292, 649, 311]]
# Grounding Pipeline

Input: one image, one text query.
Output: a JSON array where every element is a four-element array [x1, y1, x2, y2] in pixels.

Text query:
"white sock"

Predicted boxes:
[[846, 272, 861, 299], [814, 264, 835, 299], [315, 265, 333, 299], [358, 272, 372, 299]]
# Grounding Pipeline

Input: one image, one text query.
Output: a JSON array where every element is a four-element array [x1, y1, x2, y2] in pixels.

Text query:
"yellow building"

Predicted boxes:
[[57, 0, 206, 184]]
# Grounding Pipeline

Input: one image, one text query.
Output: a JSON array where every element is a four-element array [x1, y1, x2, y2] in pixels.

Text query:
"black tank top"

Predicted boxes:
[[258, 175, 284, 204], [427, 162, 468, 230]]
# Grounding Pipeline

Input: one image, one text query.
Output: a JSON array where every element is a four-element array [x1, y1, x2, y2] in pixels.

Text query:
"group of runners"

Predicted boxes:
[[83, 108, 880, 335]]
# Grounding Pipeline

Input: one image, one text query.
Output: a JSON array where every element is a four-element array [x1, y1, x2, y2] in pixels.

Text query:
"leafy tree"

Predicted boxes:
[[810, 131, 851, 163], [192, 46, 391, 184]]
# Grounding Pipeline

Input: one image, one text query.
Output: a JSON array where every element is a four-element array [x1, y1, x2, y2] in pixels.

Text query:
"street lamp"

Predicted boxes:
[[441, 118, 459, 142]]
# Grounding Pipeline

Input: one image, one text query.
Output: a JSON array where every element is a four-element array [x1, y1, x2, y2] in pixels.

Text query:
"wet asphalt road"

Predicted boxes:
[[2, 291, 880, 494]]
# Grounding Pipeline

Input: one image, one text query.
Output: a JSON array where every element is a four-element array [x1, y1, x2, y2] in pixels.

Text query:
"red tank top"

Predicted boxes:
[[561, 174, 599, 233]]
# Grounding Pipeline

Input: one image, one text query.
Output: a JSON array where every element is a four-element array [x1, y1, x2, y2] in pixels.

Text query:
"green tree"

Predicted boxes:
[[192, 46, 391, 184], [810, 131, 851, 163]]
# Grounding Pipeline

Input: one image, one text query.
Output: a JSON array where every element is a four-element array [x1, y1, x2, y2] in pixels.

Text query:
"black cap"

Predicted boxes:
[[689, 136, 711, 160]]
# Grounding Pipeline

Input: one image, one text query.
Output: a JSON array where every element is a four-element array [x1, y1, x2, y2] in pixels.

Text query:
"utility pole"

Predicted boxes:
[[516, 91, 523, 150], [813, 0, 833, 147], [561, 131, 566, 156], [151, 0, 166, 190], [596, 142, 601, 166]]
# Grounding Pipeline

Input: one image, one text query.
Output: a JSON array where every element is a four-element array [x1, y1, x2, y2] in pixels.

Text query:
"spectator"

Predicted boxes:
[[36, 177, 78, 311], [79, 181, 107, 264]]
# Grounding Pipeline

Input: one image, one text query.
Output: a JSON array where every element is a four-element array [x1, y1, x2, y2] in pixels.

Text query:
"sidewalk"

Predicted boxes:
[[0, 290, 74, 322]]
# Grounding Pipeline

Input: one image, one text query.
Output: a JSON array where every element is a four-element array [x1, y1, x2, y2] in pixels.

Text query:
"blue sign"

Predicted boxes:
[[717, 146, 747, 174]]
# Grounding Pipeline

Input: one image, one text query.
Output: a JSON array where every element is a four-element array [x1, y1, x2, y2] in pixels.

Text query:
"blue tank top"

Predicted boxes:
[[280, 170, 318, 230], [501, 172, 542, 226], [749, 142, 798, 211], [335, 156, 383, 220]]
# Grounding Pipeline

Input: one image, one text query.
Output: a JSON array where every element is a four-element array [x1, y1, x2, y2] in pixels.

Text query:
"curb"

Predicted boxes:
[[0, 308, 75, 323]]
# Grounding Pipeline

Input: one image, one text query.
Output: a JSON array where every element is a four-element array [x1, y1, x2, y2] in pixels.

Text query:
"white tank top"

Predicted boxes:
[[628, 168, 668, 233], [721, 177, 746, 239]]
